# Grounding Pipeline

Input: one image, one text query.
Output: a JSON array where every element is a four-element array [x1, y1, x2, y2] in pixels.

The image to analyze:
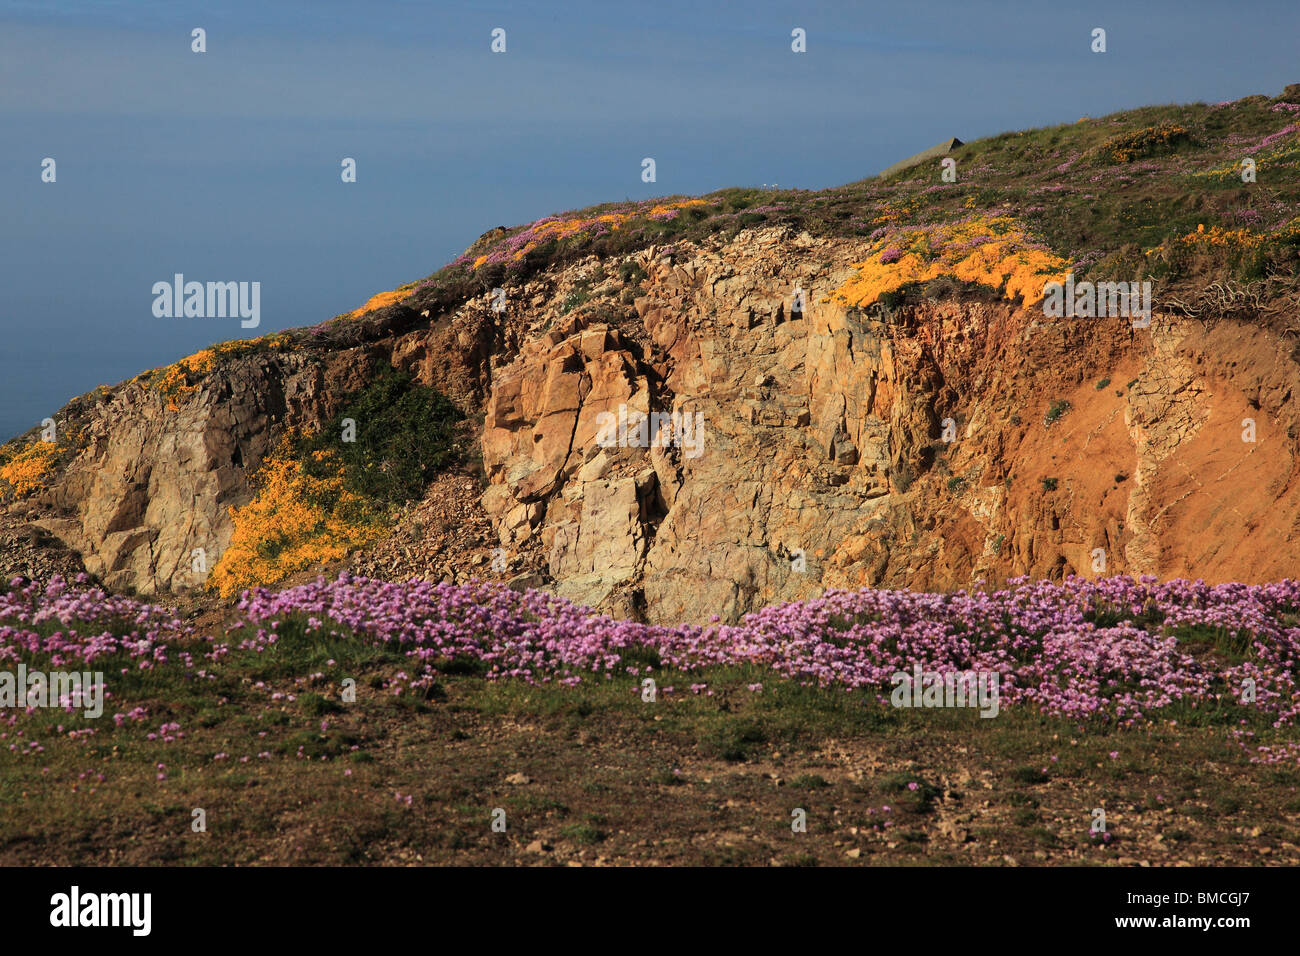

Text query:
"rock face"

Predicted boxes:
[[31, 350, 377, 593], [9, 225, 1300, 618], [477, 227, 1300, 623]]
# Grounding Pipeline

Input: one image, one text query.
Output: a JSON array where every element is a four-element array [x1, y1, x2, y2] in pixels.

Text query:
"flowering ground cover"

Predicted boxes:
[[454, 199, 710, 272], [1, 573, 1298, 865], [206, 441, 390, 599], [0, 421, 92, 504], [220, 573, 1300, 726], [139, 335, 294, 412], [830, 215, 1072, 310], [0, 442, 61, 498], [208, 368, 466, 598]]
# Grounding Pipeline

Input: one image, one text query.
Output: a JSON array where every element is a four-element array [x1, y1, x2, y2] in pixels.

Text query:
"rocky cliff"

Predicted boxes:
[[7, 221, 1298, 621], [472, 228, 1300, 622], [5, 90, 1300, 621]]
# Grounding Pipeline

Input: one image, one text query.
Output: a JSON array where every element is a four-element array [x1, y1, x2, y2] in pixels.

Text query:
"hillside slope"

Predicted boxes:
[[4, 86, 1300, 621]]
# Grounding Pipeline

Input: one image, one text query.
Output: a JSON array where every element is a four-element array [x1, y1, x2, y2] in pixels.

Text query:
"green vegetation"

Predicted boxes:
[[1090, 122, 1196, 165], [296, 366, 464, 507], [3, 610, 1297, 865]]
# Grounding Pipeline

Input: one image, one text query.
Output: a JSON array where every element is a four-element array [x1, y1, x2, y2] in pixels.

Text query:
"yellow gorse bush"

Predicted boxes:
[[1143, 219, 1300, 258], [1094, 123, 1192, 164], [347, 282, 420, 319], [831, 215, 1071, 310], [0, 441, 60, 498], [147, 335, 293, 411], [207, 439, 389, 598], [510, 200, 708, 261], [648, 199, 707, 217], [872, 197, 923, 225], [1173, 224, 1266, 250]]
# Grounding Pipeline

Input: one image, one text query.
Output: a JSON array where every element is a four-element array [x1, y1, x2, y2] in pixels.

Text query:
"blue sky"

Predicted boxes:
[[2, 0, 1298, 441]]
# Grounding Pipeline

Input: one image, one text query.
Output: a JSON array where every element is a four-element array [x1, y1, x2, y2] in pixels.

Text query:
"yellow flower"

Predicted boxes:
[[831, 215, 1070, 310], [208, 436, 389, 597], [348, 284, 417, 318], [146, 335, 292, 410], [0, 441, 60, 497]]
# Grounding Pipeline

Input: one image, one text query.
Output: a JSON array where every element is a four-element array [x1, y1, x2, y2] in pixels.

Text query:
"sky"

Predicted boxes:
[[2, 0, 1298, 442]]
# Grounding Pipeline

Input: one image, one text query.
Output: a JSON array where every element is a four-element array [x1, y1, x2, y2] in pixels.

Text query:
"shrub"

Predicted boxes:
[[296, 367, 463, 507], [145, 335, 294, 411], [207, 440, 389, 598], [560, 285, 592, 315], [618, 260, 648, 285], [1045, 400, 1071, 425], [347, 284, 418, 318], [0, 441, 60, 498], [831, 215, 1070, 310], [210, 369, 463, 596], [1093, 123, 1194, 164]]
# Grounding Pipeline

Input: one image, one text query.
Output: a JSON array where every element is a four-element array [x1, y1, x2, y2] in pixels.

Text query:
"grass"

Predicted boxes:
[[3, 606, 1299, 866], [1167, 623, 1257, 663], [387, 86, 1300, 320]]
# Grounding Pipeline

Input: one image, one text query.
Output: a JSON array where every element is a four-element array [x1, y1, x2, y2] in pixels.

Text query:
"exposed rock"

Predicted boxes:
[[26, 350, 376, 594], [476, 228, 1300, 622], [0, 510, 87, 585], [8, 227, 1300, 622]]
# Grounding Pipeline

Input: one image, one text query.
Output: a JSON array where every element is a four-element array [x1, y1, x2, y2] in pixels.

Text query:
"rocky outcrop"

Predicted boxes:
[[29, 350, 377, 593], [477, 227, 1300, 623], [9, 227, 1300, 619]]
